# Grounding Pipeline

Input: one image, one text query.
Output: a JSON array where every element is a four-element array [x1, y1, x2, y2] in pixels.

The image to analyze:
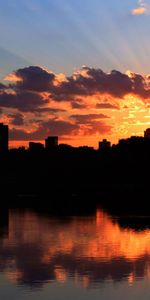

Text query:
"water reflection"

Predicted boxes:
[[0, 209, 150, 288]]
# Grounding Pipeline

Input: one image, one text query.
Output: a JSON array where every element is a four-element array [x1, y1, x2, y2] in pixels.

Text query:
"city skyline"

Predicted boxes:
[[1, 121, 150, 151]]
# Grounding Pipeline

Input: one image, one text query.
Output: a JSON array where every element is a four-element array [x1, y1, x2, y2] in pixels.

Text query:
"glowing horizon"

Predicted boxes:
[[0, 65, 149, 149]]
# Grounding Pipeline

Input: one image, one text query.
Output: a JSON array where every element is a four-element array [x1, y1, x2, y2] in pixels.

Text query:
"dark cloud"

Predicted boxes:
[[51, 68, 133, 101], [71, 100, 87, 109], [131, 72, 150, 99], [84, 68, 133, 97], [0, 83, 6, 90], [13, 66, 55, 92], [8, 113, 24, 126], [83, 121, 112, 135], [9, 116, 111, 139], [40, 119, 79, 136], [51, 67, 150, 102], [71, 113, 109, 124], [34, 107, 66, 114], [96, 103, 120, 110], [0, 91, 48, 112], [9, 113, 111, 139], [70, 113, 111, 135], [51, 78, 89, 101], [9, 119, 79, 140], [3, 65, 150, 104]]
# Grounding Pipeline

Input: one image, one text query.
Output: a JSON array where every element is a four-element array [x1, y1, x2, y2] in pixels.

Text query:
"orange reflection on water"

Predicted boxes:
[[54, 267, 67, 283], [93, 210, 150, 261], [6, 210, 150, 261], [1, 209, 150, 287]]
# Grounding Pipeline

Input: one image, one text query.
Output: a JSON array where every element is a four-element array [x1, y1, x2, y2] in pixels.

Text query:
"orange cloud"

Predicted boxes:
[[1, 65, 150, 148], [132, 6, 146, 15], [131, 1, 147, 16], [4, 73, 23, 82]]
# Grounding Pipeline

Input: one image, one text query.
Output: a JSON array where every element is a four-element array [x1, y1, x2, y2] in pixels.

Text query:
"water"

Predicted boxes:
[[0, 209, 150, 299]]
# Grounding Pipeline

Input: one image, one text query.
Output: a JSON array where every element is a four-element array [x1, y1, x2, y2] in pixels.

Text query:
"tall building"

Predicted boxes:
[[144, 128, 150, 139], [0, 123, 8, 152], [45, 136, 58, 150], [99, 139, 111, 151]]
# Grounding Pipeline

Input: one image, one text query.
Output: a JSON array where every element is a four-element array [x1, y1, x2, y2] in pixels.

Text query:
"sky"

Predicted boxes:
[[0, 0, 150, 148]]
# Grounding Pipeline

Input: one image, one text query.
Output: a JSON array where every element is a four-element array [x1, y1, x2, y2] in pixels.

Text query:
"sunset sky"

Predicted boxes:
[[0, 0, 150, 148]]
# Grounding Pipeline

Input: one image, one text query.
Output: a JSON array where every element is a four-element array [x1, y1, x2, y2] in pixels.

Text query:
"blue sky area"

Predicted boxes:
[[0, 0, 150, 78]]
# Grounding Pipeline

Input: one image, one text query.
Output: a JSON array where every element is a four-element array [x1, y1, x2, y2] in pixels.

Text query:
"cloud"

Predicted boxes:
[[70, 113, 111, 135], [71, 113, 109, 124], [34, 107, 66, 114], [9, 119, 79, 140], [0, 91, 48, 112], [132, 6, 146, 15], [8, 113, 24, 126], [11, 66, 55, 92], [71, 100, 87, 109], [51, 68, 133, 101], [50, 67, 150, 102], [1, 65, 150, 144], [0, 83, 6, 90], [9, 114, 111, 140], [130, 72, 150, 99], [4, 65, 150, 104], [131, 1, 147, 16], [83, 121, 112, 135], [96, 103, 120, 110]]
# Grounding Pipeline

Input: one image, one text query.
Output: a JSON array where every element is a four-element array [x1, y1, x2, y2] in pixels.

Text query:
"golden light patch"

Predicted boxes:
[[4, 73, 23, 82], [53, 73, 67, 86], [73, 67, 91, 79], [54, 267, 67, 283], [132, 6, 146, 15]]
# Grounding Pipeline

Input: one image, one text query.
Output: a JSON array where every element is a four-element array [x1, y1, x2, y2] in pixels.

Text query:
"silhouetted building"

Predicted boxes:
[[144, 128, 150, 139], [99, 139, 111, 151], [0, 208, 9, 238], [45, 136, 58, 150], [0, 123, 8, 152], [29, 142, 44, 151]]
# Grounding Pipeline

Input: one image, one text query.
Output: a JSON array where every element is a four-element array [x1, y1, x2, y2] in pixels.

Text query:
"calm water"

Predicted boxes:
[[0, 209, 150, 299]]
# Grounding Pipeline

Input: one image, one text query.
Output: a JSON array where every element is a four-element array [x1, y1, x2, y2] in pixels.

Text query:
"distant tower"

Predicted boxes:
[[144, 128, 150, 139], [99, 139, 111, 151], [0, 123, 8, 152], [45, 136, 58, 150]]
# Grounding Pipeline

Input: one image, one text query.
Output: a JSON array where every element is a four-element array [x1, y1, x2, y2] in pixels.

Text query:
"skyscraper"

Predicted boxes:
[[144, 128, 150, 139], [99, 139, 111, 151], [45, 136, 58, 150], [0, 123, 8, 152]]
